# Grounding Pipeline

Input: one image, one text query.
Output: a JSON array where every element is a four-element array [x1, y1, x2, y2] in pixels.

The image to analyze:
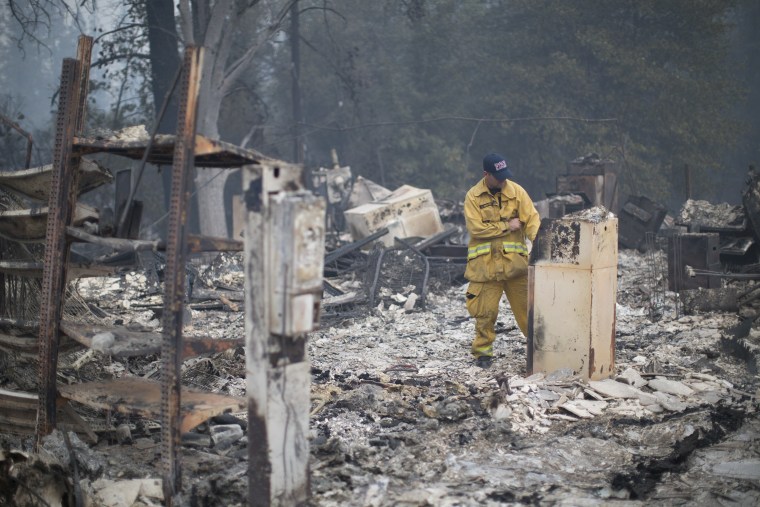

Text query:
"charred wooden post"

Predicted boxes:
[[160, 45, 203, 506], [36, 35, 93, 441], [244, 161, 325, 506], [528, 207, 618, 380]]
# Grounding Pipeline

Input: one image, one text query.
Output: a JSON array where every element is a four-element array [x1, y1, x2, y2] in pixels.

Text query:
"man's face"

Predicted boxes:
[[484, 171, 505, 189]]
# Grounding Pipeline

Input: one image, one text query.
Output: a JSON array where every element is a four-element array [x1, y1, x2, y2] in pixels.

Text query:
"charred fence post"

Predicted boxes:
[[244, 162, 325, 506], [528, 208, 618, 380]]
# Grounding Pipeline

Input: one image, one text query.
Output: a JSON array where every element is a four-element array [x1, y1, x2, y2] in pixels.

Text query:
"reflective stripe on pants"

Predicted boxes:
[[465, 276, 528, 357]]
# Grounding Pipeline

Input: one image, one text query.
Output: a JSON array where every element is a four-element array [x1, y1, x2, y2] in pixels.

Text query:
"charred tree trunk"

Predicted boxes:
[[146, 0, 201, 235], [290, 0, 304, 164], [146, 0, 181, 134]]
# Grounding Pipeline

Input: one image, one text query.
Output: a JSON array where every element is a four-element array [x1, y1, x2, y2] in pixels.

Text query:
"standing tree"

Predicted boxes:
[[7, 0, 300, 237]]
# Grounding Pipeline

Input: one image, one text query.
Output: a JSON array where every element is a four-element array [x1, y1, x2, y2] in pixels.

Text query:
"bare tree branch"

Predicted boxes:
[[221, 0, 298, 95], [203, 0, 234, 56], [91, 53, 151, 68], [93, 23, 144, 43]]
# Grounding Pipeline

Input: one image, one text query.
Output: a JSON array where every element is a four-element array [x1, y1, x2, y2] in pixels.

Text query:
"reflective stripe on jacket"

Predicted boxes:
[[468, 241, 528, 259]]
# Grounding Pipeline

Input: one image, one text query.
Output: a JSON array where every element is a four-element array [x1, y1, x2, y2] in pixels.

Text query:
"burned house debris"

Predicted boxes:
[[0, 37, 322, 506], [0, 41, 759, 507], [528, 208, 618, 380]]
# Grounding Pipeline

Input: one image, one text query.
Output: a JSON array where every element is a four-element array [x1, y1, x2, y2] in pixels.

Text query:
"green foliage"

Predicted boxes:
[[89, 1, 153, 130], [260, 0, 746, 210], [3, 0, 752, 214]]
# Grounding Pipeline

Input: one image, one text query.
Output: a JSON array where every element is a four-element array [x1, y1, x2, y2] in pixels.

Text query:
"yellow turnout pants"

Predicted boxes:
[[465, 277, 528, 358]]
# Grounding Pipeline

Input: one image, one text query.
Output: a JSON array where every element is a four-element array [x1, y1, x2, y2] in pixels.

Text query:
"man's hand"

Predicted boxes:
[[508, 217, 522, 231]]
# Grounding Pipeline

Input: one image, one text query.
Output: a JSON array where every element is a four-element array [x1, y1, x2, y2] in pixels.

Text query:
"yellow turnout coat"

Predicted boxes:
[[463, 178, 540, 282]]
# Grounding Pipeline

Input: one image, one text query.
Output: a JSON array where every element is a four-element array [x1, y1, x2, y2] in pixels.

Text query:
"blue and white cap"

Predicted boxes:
[[482, 153, 513, 181]]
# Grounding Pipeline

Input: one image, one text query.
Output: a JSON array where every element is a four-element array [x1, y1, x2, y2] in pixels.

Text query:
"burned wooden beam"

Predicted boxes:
[[57, 378, 246, 434], [60, 322, 242, 359], [67, 226, 242, 254], [423, 244, 468, 260], [66, 226, 161, 251]]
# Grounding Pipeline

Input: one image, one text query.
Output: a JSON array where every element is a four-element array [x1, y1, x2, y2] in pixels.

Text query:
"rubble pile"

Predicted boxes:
[[305, 248, 758, 505], [1, 245, 759, 505]]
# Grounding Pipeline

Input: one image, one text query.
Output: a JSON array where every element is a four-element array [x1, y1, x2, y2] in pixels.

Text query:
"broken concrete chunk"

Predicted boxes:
[[114, 423, 132, 444], [694, 390, 724, 405], [210, 423, 244, 449], [588, 379, 641, 399], [689, 372, 719, 382], [711, 459, 760, 480], [575, 399, 607, 415], [89, 477, 163, 507], [617, 368, 647, 388], [91, 331, 116, 352], [636, 392, 660, 406], [492, 403, 512, 421], [653, 391, 688, 412], [561, 399, 608, 419], [535, 389, 561, 402], [560, 402, 594, 419], [648, 378, 694, 397], [403, 293, 418, 311]]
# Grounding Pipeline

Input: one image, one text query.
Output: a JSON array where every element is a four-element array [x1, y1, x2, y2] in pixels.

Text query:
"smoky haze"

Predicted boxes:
[[1, 0, 758, 218]]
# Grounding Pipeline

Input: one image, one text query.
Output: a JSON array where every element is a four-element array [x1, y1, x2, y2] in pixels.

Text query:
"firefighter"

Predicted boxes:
[[464, 153, 540, 368]]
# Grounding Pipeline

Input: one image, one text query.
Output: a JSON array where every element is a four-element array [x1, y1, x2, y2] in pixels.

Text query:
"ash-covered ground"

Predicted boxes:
[[1, 248, 759, 506]]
